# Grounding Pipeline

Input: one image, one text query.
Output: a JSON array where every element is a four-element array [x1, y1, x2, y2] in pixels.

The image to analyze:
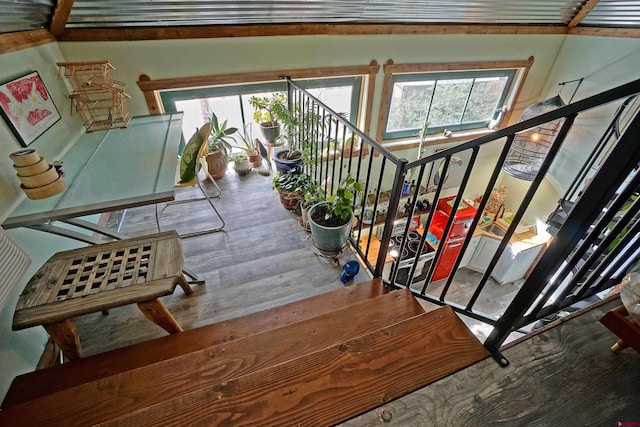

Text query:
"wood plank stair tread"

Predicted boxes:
[[2, 278, 392, 407], [0, 305, 488, 426]]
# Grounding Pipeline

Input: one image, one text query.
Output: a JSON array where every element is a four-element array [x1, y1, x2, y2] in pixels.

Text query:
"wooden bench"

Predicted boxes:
[[12, 231, 191, 360]]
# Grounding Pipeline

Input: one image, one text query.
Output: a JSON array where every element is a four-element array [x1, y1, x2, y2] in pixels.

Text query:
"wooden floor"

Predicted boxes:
[[340, 297, 640, 426], [67, 166, 639, 425]]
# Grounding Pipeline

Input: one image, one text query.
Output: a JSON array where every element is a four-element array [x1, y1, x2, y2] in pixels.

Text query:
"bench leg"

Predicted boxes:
[[177, 274, 194, 295], [44, 320, 81, 361], [137, 298, 183, 334]]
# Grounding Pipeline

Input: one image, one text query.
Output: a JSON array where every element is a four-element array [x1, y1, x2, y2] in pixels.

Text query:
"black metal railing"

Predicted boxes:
[[285, 76, 640, 361]]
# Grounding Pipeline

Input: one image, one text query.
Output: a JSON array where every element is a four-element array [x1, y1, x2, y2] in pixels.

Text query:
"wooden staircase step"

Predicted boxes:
[[0, 288, 430, 425], [3, 278, 389, 408]]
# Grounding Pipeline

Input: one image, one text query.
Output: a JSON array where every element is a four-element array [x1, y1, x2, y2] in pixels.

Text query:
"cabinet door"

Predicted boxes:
[[493, 245, 544, 285], [459, 235, 480, 268], [468, 236, 500, 272]]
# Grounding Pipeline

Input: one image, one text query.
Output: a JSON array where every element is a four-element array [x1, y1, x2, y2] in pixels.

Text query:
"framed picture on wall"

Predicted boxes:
[[0, 71, 61, 147]]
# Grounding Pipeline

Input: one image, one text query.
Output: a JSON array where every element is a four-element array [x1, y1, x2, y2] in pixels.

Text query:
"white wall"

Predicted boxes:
[[0, 41, 84, 400], [58, 33, 565, 129], [507, 36, 640, 225]]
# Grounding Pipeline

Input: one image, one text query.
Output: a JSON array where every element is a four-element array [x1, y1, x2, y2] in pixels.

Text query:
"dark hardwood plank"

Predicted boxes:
[[98, 307, 488, 426], [0, 288, 429, 425], [3, 279, 390, 407]]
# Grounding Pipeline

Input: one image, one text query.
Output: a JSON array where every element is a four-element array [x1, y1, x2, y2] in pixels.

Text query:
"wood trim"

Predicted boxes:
[[384, 58, 535, 74], [376, 57, 534, 145], [138, 74, 164, 115], [138, 64, 380, 92], [363, 60, 380, 136], [376, 59, 395, 143], [55, 23, 569, 42], [0, 29, 56, 54], [568, 26, 640, 38], [49, 0, 75, 36], [501, 56, 535, 126], [568, 0, 601, 28], [137, 63, 380, 116]]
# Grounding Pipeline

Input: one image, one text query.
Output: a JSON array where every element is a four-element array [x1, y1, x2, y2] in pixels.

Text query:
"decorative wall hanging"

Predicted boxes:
[[0, 71, 61, 147], [57, 61, 131, 133]]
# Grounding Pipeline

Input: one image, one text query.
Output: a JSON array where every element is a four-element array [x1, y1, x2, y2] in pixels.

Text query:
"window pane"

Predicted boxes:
[[462, 77, 508, 123], [429, 79, 473, 127], [386, 81, 434, 133], [307, 86, 353, 118], [175, 96, 243, 143]]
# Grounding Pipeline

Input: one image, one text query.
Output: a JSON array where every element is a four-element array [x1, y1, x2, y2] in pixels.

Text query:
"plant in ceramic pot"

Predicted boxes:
[[308, 174, 363, 256], [235, 123, 262, 168], [232, 154, 252, 176], [249, 92, 289, 144], [272, 170, 314, 213], [206, 112, 238, 179], [300, 184, 323, 230]]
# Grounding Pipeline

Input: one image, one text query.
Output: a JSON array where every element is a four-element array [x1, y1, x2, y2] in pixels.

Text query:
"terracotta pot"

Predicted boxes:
[[206, 150, 228, 179], [276, 188, 301, 211], [249, 153, 262, 168]]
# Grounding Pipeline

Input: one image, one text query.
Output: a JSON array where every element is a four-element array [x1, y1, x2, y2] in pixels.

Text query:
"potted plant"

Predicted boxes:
[[249, 92, 289, 144], [308, 174, 362, 256], [301, 184, 323, 229], [272, 170, 314, 213], [232, 154, 252, 176], [205, 112, 238, 179], [235, 123, 263, 168]]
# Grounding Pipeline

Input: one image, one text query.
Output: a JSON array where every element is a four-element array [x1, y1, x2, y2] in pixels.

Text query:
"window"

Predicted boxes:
[[383, 69, 516, 141], [160, 77, 362, 148]]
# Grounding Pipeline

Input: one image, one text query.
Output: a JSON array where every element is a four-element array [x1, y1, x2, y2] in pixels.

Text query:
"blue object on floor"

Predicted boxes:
[[340, 260, 360, 284]]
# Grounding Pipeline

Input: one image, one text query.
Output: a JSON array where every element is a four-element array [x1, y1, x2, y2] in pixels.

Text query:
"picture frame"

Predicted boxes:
[[0, 71, 61, 147]]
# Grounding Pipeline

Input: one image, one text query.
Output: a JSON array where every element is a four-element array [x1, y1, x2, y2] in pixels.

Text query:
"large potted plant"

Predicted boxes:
[[249, 92, 289, 144], [205, 112, 237, 179], [308, 175, 362, 256], [272, 170, 314, 213]]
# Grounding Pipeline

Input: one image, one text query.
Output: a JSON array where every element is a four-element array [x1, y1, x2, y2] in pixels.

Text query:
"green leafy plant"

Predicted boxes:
[[311, 174, 362, 227], [272, 170, 314, 193], [249, 92, 290, 127], [208, 112, 238, 158], [232, 154, 248, 165], [234, 123, 259, 156], [302, 183, 324, 209]]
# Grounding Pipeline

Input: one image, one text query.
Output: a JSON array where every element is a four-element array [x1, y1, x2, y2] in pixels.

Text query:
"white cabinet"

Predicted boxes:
[[459, 235, 480, 268], [492, 244, 543, 285], [467, 235, 500, 272], [463, 234, 544, 285]]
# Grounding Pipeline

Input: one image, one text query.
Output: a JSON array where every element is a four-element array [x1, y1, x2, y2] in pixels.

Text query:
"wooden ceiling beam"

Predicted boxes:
[[568, 0, 601, 28], [0, 29, 56, 54], [569, 26, 640, 38], [49, 0, 75, 36], [55, 23, 568, 42]]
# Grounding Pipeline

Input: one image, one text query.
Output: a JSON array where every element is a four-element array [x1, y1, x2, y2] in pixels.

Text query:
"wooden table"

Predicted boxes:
[[12, 231, 191, 360]]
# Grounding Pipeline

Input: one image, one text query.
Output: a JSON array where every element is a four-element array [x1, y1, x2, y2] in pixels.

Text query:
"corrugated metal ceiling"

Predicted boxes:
[[63, 0, 583, 27], [580, 0, 640, 27], [3, 0, 640, 35], [0, 0, 54, 33]]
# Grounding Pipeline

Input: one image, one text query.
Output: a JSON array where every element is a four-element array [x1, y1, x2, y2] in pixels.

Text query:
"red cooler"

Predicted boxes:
[[428, 196, 477, 281]]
